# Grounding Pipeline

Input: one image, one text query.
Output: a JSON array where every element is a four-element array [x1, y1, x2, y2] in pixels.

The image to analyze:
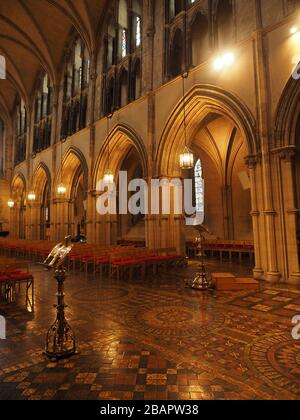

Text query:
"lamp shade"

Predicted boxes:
[[7, 198, 15, 208], [180, 146, 194, 170], [57, 183, 67, 195], [103, 169, 114, 184]]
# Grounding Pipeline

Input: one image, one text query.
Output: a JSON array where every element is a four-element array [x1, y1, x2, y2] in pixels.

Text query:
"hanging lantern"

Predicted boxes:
[[7, 198, 15, 208], [103, 169, 114, 185], [28, 191, 36, 201], [179, 72, 194, 170], [57, 183, 67, 195], [180, 146, 194, 170]]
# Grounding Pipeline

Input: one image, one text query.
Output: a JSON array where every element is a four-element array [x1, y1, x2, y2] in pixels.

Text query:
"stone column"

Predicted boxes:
[[253, 30, 281, 282], [245, 155, 264, 279], [30, 203, 41, 240], [221, 185, 234, 239], [86, 190, 96, 244], [278, 147, 300, 284]]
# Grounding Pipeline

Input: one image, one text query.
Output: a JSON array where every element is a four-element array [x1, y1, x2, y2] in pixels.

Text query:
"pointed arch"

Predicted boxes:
[[93, 124, 148, 189], [11, 172, 26, 201], [274, 75, 300, 149], [32, 162, 51, 200], [156, 84, 258, 176], [55, 146, 88, 198]]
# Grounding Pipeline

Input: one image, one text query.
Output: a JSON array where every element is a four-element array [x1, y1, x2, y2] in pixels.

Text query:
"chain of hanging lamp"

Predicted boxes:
[[179, 12, 194, 171], [28, 152, 36, 201], [57, 139, 67, 195], [180, 71, 194, 170], [104, 113, 114, 184]]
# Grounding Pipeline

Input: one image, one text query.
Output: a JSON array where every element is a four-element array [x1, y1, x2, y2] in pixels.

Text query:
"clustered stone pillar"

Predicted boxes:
[[246, 155, 264, 280], [277, 147, 300, 284]]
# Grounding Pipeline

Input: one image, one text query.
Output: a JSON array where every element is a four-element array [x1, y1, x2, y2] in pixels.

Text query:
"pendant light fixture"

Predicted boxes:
[[28, 154, 36, 201], [103, 113, 114, 184], [179, 72, 194, 170], [57, 139, 67, 195]]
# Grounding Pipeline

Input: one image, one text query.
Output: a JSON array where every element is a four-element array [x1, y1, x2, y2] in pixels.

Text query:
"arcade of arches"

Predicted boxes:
[[1, 0, 300, 401], [2, 1, 300, 285]]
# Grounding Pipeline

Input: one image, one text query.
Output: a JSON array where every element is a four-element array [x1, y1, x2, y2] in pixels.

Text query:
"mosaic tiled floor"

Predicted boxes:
[[0, 260, 300, 400]]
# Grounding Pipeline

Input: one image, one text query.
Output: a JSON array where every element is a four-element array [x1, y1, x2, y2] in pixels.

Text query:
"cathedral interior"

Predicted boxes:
[[1, 0, 300, 401]]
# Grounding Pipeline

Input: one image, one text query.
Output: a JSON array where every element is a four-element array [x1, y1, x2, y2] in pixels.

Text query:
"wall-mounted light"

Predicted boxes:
[[57, 183, 67, 195], [213, 51, 235, 71], [27, 191, 36, 201], [7, 198, 15, 208], [103, 169, 114, 185], [291, 26, 299, 35]]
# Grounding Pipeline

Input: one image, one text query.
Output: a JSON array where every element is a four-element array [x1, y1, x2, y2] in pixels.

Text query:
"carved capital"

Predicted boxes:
[[272, 146, 296, 162], [245, 154, 259, 169]]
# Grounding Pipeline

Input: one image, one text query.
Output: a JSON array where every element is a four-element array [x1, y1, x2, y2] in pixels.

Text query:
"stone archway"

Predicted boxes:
[[54, 147, 88, 241], [91, 124, 148, 245], [155, 85, 263, 277], [273, 76, 300, 284], [10, 173, 26, 239], [30, 163, 51, 240]]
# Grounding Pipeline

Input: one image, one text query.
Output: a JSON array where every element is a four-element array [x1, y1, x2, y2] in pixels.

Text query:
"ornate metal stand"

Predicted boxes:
[[42, 236, 76, 360], [191, 264, 209, 291], [45, 268, 76, 359], [189, 226, 210, 291]]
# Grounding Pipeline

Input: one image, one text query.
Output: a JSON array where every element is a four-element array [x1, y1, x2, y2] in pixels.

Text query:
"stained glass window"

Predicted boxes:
[[195, 159, 204, 214], [122, 29, 127, 58], [136, 16, 141, 47]]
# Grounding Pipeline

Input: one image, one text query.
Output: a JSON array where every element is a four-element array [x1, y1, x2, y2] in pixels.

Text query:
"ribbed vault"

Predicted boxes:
[[0, 0, 107, 120]]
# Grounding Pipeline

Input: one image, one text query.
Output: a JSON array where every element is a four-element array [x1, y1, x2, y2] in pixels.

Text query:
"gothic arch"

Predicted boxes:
[[11, 172, 26, 199], [274, 75, 300, 149], [32, 162, 51, 200], [93, 124, 148, 189], [55, 146, 88, 198], [156, 84, 258, 176]]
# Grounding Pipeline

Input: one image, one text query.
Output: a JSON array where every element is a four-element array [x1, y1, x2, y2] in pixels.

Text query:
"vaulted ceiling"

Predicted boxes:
[[0, 0, 107, 122]]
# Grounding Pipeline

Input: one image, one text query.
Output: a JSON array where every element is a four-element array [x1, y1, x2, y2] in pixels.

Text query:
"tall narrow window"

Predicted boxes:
[[118, 0, 128, 61], [121, 29, 127, 58], [169, 29, 183, 78], [132, 0, 142, 49], [103, 1, 142, 114], [136, 17, 141, 47], [195, 159, 204, 214], [15, 98, 27, 165], [131, 59, 141, 101], [33, 73, 53, 153], [190, 13, 209, 67], [61, 38, 89, 139], [216, 0, 234, 48]]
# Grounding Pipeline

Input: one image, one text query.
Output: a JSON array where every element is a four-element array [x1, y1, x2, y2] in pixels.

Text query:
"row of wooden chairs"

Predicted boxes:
[[187, 239, 255, 262], [0, 259, 34, 311], [0, 239, 187, 281]]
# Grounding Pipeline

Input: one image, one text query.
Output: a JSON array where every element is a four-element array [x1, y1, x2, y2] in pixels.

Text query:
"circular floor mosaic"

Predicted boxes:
[[71, 286, 129, 302], [247, 333, 300, 397], [132, 304, 225, 337]]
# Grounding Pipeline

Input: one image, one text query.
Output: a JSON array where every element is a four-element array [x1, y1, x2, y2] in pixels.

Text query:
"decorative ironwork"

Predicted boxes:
[[42, 236, 76, 360], [188, 225, 211, 291]]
